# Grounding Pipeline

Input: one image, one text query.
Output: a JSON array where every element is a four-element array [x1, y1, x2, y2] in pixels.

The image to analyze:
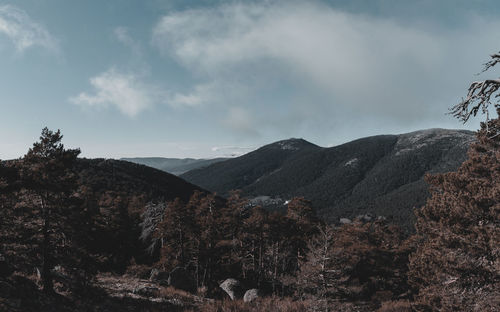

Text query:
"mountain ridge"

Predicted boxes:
[[180, 129, 476, 229], [120, 157, 229, 175]]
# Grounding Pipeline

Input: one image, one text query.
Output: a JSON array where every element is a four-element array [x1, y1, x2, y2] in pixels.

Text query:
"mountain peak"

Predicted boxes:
[[395, 128, 475, 156], [268, 138, 318, 151]]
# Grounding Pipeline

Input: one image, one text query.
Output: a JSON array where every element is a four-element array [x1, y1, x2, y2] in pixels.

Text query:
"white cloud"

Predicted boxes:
[[71, 67, 208, 117], [170, 93, 202, 107], [114, 26, 141, 57], [70, 68, 160, 117], [211, 145, 255, 157], [152, 1, 500, 136], [0, 5, 58, 53], [168, 83, 215, 108]]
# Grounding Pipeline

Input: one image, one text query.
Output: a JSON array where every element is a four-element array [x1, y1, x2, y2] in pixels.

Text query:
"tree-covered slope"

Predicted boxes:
[[181, 129, 475, 229]]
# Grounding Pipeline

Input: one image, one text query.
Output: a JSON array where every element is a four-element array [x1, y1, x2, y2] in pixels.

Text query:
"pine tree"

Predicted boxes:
[[409, 51, 500, 311], [194, 193, 220, 288], [409, 112, 500, 311], [19, 128, 81, 293], [155, 197, 195, 270]]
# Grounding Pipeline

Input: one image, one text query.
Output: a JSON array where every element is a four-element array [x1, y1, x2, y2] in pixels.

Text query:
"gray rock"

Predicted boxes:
[[357, 214, 373, 222], [339, 218, 352, 224], [219, 278, 244, 300], [168, 267, 196, 292], [133, 285, 159, 297], [243, 288, 261, 303]]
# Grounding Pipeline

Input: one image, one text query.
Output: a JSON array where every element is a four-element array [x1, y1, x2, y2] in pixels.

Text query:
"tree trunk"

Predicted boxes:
[[41, 195, 54, 293]]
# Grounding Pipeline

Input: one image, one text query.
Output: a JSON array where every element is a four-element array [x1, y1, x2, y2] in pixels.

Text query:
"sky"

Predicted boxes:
[[1, 0, 500, 159]]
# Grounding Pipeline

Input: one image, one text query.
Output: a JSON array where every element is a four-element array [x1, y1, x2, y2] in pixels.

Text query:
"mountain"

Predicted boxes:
[[77, 158, 205, 201], [120, 157, 229, 175], [182, 138, 321, 193], [73, 158, 209, 270], [181, 129, 476, 229]]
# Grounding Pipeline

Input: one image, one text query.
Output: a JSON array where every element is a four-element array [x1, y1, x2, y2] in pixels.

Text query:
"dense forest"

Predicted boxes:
[[1, 55, 499, 311], [181, 130, 474, 230]]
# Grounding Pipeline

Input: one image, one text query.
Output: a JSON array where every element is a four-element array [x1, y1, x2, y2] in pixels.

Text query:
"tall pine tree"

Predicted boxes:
[[19, 128, 81, 293]]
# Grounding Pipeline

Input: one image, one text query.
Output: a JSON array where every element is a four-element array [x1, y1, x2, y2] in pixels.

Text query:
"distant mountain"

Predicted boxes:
[[74, 158, 209, 270], [77, 158, 205, 201], [181, 130, 476, 229], [182, 138, 321, 192], [120, 157, 228, 175]]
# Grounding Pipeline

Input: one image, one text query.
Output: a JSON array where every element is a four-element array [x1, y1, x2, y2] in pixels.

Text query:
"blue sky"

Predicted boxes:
[[1, 0, 499, 159]]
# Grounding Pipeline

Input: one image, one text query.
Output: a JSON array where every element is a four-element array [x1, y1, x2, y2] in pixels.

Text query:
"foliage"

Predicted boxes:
[[182, 133, 473, 230], [409, 111, 500, 311], [15, 128, 82, 293], [409, 51, 500, 311], [298, 220, 413, 304]]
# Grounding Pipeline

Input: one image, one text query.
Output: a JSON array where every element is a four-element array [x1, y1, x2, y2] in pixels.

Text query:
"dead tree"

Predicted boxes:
[[451, 52, 500, 132]]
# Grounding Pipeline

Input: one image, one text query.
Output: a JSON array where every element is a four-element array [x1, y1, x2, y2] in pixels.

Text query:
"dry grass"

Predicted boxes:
[[124, 263, 152, 279], [187, 297, 309, 312], [159, 286, 196, 299], [187, 297, 378, 312], [376, 300, 412, 312]]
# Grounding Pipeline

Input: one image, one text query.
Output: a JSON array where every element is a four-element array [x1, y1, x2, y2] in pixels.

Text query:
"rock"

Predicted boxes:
[[339, 218, 352, 224], [133, 285, 159, 297], [168, 267, 196, 292], [149, 268, 169, 286], [243, 289, 261, 303], [357, 214, 373, 222], [219, 278, 244, 300]]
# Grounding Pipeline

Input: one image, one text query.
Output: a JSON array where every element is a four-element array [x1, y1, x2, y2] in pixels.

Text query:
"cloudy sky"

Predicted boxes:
[[1, 0, 499, 159]]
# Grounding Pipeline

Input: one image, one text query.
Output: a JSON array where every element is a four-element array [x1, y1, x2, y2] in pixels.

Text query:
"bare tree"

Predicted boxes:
[[451, 52, 500, 131]]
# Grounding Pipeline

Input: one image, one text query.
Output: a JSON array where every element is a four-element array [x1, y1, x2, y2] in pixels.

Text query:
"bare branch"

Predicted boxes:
[[451, 57, 500, 123], [480, 52, 500, 73]]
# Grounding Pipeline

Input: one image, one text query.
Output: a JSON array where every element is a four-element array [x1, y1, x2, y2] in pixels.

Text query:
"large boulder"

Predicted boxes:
[[168, 267, 196, 292], [219, 278, 244, 300], [243, 288, 261, 303]]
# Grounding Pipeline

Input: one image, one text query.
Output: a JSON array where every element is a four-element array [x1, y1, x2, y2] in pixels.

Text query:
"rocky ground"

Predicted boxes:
[[0, 272, 382, 312]]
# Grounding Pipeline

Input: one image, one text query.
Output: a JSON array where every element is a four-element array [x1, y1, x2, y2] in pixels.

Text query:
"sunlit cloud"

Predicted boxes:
[[152, 1, 500, 137], [70, 68, 159, 117]]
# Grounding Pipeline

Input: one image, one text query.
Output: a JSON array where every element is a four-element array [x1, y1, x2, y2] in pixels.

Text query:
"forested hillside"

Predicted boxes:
[[182, 129, 475, 229], [0, 123, 497, 311]]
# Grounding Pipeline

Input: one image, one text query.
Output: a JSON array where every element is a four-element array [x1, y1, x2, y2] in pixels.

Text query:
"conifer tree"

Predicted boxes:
[[19, 128, 81, 293], [155, 197, 195, 270], [409, 112, 500, 311], [193, 192, 220, 288], [409, 52, 500, 311]]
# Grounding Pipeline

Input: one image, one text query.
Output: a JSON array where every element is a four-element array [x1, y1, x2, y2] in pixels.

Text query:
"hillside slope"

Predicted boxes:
[[182, 138, 321, 193], [120, 157, 228, 175], [181, 129, 475, 229]]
